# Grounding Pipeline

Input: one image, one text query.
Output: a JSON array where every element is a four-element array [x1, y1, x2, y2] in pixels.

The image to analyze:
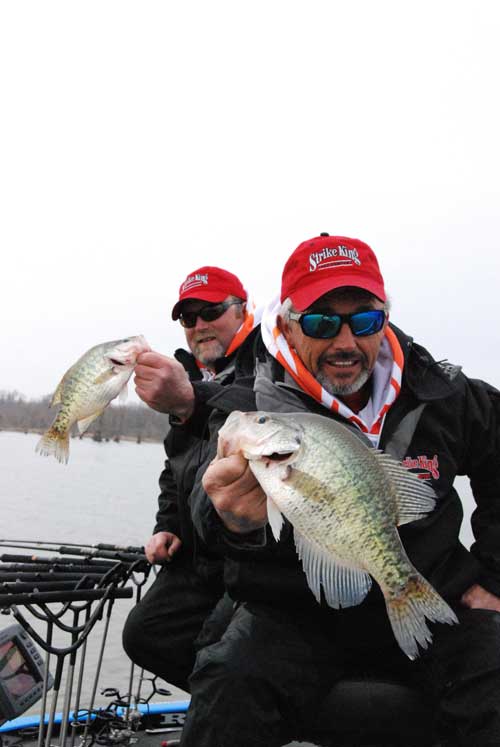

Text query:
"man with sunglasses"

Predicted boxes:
[[123, 266, 260, 692], [180, 235, 500, 747]]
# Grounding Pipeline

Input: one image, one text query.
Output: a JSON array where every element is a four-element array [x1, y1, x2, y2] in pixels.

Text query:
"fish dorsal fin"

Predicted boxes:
[[373, 451, 436, 525], [266, 495, 284, 541], [293, 528, 372, 608], [77, 409, 105, 435]]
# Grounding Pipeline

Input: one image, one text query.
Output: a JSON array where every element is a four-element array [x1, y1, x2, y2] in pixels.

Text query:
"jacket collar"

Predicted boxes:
[[390, 324, 462, 401]]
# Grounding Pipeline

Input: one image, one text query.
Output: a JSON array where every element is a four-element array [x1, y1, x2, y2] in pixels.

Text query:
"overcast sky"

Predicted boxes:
[[2, 1, 499, 402]]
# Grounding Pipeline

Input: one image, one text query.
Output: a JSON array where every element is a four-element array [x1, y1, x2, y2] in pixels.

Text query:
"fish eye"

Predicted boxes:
[[257, 416, 267, 424]]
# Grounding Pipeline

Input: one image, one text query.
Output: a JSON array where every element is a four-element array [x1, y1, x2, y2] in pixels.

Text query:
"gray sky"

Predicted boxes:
[[2, 1, 499, 402]]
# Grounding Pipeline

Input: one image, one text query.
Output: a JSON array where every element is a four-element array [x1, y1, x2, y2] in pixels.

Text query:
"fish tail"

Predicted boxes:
[[385, 574, 458, 660], [35, 427, 70, 464]]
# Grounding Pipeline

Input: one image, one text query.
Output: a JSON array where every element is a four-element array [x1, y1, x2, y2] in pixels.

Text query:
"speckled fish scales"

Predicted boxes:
[[217, 410, 458, 659], [36, 336, 149, 464]]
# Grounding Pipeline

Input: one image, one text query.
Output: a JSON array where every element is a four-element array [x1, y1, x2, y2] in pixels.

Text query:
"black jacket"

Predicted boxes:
[[153, 329, 260, 568], [189, 324, 500, 608]]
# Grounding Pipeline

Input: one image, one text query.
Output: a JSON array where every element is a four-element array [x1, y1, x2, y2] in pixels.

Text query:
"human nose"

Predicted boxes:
[[330, 321, 357, 348], [193, 313, 209, 330]]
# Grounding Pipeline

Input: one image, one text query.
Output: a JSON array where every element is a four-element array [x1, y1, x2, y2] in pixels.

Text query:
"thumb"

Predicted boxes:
[[167, 535, 182, 557]]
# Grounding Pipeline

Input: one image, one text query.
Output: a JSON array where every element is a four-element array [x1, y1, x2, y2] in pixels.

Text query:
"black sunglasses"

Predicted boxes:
[[289, 309, 386, 339], [179, 300, 242, 329]]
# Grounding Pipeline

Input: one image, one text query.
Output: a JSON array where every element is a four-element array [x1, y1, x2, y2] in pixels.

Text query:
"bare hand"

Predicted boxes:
[[145, 531, 182, 564], [134, 352, 195, 419], [202, 453, 268, 534], [461, 583, 500, 612]]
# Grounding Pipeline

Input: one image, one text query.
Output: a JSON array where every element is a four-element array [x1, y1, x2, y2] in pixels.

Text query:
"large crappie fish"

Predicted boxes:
[[217, 410, 458, 659], [36, 336, 150, 464]]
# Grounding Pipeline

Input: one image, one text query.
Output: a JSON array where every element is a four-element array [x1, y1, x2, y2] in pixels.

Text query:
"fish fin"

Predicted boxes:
[[385, 573, 458, 660], [35, 428, 70, 464], [118, 383, 128, 403], [93, 369, 116, 386], [293, 529, 372, 608], [374, 451, 437, 524], [77, 410, 104, 435], [266, 496, 284, 541]]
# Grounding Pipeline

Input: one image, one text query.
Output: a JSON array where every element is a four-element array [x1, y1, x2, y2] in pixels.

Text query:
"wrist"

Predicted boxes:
[[218, 510, 266, 534], [169, 399, 195, 424]]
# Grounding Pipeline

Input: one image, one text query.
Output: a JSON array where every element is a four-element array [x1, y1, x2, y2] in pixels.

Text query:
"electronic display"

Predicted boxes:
[[0, 624, 53, 725], [0, 640, 39, 698]]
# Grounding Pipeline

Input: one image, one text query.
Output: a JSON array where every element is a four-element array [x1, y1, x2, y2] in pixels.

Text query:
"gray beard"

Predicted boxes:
[[316, 366, 371, 397], [194, 340, 226, 366]]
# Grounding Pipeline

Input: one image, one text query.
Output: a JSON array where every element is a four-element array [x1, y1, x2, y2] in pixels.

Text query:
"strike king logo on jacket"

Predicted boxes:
[[402, 454, 440, 481], [309, 245, 361, 272]]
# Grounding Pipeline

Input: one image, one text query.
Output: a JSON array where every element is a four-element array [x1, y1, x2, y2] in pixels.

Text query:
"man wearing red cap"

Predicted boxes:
[[122, 266, 260, 692], [179, 236, 500, 746]]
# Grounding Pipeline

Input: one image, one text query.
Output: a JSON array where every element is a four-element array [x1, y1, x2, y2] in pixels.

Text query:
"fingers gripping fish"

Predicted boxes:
[[36, 336, 150, 464], [217, 410, 458, 659]]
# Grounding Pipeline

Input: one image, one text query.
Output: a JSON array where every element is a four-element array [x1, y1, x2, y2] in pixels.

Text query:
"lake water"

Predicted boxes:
[[0, 430, 189, 717], [0, 431, 477, 741]]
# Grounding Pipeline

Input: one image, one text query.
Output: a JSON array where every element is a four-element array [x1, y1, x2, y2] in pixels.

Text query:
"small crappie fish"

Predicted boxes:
[[36, 336, 150, 464], [217, 410, 458, 659]]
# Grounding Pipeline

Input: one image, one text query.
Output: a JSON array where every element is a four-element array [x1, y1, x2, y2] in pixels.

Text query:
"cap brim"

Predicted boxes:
[[289, 273, 386, 311], [171, 290, 229, 320]]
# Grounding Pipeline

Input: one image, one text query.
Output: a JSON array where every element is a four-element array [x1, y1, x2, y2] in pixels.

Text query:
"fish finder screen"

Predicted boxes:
[[0, 641, 38, 699]]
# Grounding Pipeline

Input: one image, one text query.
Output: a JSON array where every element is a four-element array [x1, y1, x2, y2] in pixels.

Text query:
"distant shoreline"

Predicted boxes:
[[0, 392, 170, 443], [0, 428, 164, 444]]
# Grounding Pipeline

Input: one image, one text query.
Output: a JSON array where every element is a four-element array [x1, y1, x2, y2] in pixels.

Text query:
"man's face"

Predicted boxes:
[[279, 289, 387, 399], [180, 297, 245, 366]]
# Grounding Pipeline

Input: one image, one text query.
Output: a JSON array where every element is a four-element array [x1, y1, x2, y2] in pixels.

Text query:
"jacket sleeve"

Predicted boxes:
[[153, 381, 225, 537], [463, 380, 500, 595], [168, 381, 224, 434], [188, 408, 269, 552], [153, 455, 181, 536], [188, 409, 229, 548]]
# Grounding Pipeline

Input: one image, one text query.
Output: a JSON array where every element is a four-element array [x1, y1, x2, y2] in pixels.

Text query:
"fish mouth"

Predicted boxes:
[[262, 451, 295, 463], [243, 425, 302, 465], [107, 337, 150, 367], [247, 448, 297, 465]]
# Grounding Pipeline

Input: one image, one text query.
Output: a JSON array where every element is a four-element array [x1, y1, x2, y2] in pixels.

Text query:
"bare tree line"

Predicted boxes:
[[0, 391, 170, 443]]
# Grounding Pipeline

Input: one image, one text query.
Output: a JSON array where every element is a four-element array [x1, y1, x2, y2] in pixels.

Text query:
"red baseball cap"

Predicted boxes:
[[281, 234, 386, 310], [171, 266, 247, 320]]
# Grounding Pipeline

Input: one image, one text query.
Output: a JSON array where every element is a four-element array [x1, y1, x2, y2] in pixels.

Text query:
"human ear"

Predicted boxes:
[[277, 314, 294, 346]]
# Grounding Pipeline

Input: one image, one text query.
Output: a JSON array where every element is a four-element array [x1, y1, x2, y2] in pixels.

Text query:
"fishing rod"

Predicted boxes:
[[0, 553, 150, 602], [0, 581, 96, 593], [0, 556, 150, 593], [0, 542, 148, 566], [0, 553, 118, 566], [0, 572, 108, 582], [58, 546, 148, 563], [0, 587, 133, 606], [0, 539, 145, 554], [1, 559, 118, 573], [0, 562, 119, 575]]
